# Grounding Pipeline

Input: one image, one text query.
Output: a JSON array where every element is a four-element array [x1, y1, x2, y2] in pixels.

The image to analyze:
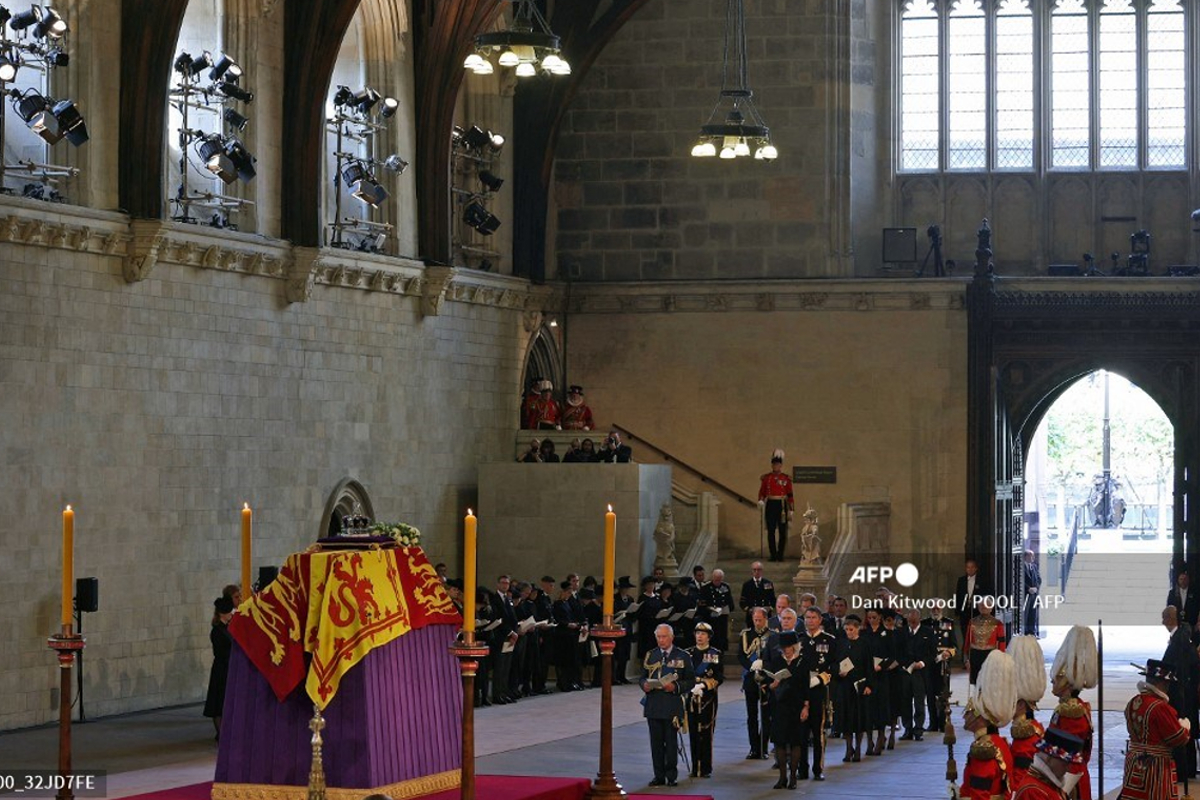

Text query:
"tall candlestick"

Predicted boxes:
[[464, 509, 477, 634], [603, 504, 615, 618], [62, 505, 74, 628], [241, 503, 252, 601]]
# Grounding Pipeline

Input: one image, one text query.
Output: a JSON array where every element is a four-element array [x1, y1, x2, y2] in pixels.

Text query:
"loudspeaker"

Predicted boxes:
[[76, 577, 98, 613], [882, 228, 917, 263]]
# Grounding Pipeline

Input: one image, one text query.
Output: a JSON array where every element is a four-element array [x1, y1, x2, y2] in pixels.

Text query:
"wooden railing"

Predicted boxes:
[[610, 424, 758, 509]]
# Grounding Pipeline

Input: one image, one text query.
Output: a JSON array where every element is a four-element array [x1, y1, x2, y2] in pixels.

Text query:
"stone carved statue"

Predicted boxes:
[[653, 502, 679, 572], [799, 506, 823, 566]]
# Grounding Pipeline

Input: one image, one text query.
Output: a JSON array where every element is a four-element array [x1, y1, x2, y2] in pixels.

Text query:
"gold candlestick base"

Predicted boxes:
[[450, 631, 491, 800], [586, 621, 627, 800]]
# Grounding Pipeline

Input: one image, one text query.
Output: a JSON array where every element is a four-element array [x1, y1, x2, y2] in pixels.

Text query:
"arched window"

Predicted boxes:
[[947, 0, 986, 170], [1098, 0, 1136, 168], [1147, 0, 1185, 168], [994, 0, 1033, 170], [899, 0, 939, 171]]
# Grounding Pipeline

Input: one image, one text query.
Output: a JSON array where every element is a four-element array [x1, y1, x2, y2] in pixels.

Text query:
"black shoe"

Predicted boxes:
[[772, 778, 786, 790], [648, 778, 664, 786], [813, 773, 825, 781], [900, 731, 915, 741], [914, 733, 924, 741], [690, 769, 698, 778], [747, 751, 762, 760], [481, 699, 492, 707], [926, 724, 941, 732], [666, 779, 677, 787], [701, 772, 712, 778]]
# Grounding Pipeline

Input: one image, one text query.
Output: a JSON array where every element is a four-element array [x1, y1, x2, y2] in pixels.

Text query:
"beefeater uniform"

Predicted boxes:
[[1118, 683, 1188, 800]]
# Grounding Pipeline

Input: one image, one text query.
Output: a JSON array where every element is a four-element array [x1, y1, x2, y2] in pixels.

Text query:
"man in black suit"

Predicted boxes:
[[739, 561, 776, 630], [953, 558, 990, 665], [1021, 549, 1041, 636], [897, 609, 937, 740], [641, 623, 695, 787], [1164, 604, 1199, 779], [489, 575, 519, 704], [1167, 569, 1200, 628]]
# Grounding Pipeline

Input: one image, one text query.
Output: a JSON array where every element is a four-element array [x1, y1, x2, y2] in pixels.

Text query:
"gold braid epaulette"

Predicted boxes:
[[1011, 717, 1038, 739], [1055, 697, 1086, 719], [970, 737, 1000, 761]]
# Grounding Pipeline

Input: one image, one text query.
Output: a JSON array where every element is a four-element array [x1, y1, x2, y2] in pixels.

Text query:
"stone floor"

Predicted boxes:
[[0, 639, 1165, 800]]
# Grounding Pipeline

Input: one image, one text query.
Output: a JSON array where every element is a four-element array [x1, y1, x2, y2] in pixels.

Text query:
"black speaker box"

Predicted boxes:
[[76, 577, 99, 613], [882, 227, 918, 263]]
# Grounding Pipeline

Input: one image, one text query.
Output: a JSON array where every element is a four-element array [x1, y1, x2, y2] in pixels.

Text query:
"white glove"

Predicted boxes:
[[751, 659, 763, 672], [757, 500, 765, 508], [1181, 718, 1192, 732], [691, 684, 704, 697]]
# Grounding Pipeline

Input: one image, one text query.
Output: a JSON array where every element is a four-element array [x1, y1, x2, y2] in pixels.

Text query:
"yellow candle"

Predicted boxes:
[[241, 503, 252, 601], [62, 505, 74, 628], [464, 509, 477, 633], [603, 504, 616, 618]]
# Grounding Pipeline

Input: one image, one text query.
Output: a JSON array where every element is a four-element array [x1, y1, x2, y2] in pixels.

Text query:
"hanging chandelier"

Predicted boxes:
[[691, 0, 777, 160], [464, 0, 570, 78]]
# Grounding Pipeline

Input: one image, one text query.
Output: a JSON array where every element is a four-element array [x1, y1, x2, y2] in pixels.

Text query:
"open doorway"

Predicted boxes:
[[1024, 369, 1173, 663]]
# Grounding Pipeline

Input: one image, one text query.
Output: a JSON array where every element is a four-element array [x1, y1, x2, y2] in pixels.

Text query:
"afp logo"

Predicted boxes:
[[849, 562, 920, 588]]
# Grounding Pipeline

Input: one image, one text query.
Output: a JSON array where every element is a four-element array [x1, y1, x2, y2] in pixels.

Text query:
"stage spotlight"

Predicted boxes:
[[198, 134, 236, 184], [9, 5, 43, 32], [451, 125, 466, 147], [0, 8, 11, 27], [174, 52, 193, 75], [340, 160, 368, 187], [217, 80, 253, 103], [463, 125, 490, 151], [12, 90, 62, 144], [379, 96, 399, 118], [352, 177, 388, 208], [352, 87, 380, 115], [223, 107, 249, 132], [51, 98, 87, 145], [45, 47, 66, 67], [224, 138, 256, 182], [0, 51, 17, 82], [33, 5, 65, 38], [208, 53, 242, 83], [479, 170, 503, 192], [383, 154, 408, 174], [332, 85, 353, 108], [488, 131, 505, 152], [463, 201, 500, 235], [188, 50, 214, 77]]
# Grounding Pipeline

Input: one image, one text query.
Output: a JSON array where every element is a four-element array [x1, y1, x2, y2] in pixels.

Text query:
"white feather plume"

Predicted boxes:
[[772, 448, 785, 461], [1010, 635, 1047, 705], [976, 650, 1019, 728], [1050, 625, 1098, 690]]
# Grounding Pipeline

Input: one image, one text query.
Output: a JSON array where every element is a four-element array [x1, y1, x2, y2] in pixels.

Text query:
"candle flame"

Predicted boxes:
[[607, 504, 613, 512], [243, 502, 250, 510], [467, 508, 474, 516], [65, 504, 72, 512]]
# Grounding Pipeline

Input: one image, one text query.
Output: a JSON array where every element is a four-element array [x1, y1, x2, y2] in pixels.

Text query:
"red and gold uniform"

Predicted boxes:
[[968, 615, 1006, 684], [562, 400, 594, 431], [1013, 769, 1068, 800], [1050, 696, 1094, 800], [528, 393, 561, 429], [1010, 716, 1046, 789], [758, 465, 794, 562], [961, 728, 1015, 800], [1118, 687, 1188, 800]]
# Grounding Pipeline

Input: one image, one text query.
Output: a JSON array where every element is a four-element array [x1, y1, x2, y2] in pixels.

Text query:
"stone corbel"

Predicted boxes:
[[286, 246, 323, 304], [123, 220, 166, 283], [421, 266, 454, 316], [522, 310, 543, 332]]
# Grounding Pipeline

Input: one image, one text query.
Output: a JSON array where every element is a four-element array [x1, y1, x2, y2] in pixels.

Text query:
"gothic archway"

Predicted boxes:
[[321, 477, 376, 538], [519, 323, 563, 425]]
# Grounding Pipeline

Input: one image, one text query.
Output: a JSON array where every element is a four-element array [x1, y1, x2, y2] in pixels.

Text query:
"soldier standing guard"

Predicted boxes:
[[1048, 625, 1099, 800], [1014, 728, 1089, 800], [968, 597, 1006, 689], [961, 650, 1018, 800], [758, 449, 794, 562], [686, 622, 724, 778], [561, 385, 595, 431], [1010, 635, 1048, 789], [528, 379, 561, 430], [1118, 660, 1190, 800]]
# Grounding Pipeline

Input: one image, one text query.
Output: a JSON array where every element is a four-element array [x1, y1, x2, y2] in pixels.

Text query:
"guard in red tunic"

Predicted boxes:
[[1013, 727, 1089, 800], [528, 380, 561, 430], [968, 597, 1007, 687], [961, 650, 1018, 800], [521, 376, 541, 429], [1118, 659, 1190, 800], [1048, 625, 1099, 800], [758, 449, 794, 562], [561, 385, 595, 431], [1010, 635, 1048, 789]]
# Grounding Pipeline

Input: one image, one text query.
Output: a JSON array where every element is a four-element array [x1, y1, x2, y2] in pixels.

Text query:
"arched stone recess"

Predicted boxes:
[[321, 477, 377, 538], [1048, 176, 1090, 265], [520, 323, 563, 424], [945, 177, 986, 267], [899, 176, 941, 232], [993, 177, 1037, 271]]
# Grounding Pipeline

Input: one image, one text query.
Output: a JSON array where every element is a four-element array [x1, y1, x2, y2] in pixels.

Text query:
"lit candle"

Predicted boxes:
[[62, 505, 74, 628], [464, 509, 477, 633], [603, 504, 616, 618], [241, 503, 252, 601]]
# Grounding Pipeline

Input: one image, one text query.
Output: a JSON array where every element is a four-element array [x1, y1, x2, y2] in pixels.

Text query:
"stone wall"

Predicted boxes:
[[563, 280, 969, 560], [554, 0, 879, 281], [0, 202, 539, 730]]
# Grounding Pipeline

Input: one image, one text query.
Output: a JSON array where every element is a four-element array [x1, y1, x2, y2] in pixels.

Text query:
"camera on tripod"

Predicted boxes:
[[1116, 229, 1151, 276]]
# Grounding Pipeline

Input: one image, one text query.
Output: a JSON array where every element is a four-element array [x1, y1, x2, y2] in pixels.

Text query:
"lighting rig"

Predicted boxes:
[[451, 124, 504, 268], [0, 4, 87, 200], [326, 85, 407, 252], [169, 49, 256, 227]]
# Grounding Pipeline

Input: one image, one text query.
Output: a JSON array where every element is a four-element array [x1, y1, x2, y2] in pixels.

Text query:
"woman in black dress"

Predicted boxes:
[[203, 596, 235, 741], [834, 614, 873, 762], [862, 608, 894, 756], [764, 630, 809, 789]]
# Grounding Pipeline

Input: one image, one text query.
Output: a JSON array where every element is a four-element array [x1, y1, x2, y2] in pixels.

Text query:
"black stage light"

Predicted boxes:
[[217, 80, 253, 103], [12, 89, 48, 122], [33, 5, 65, 38], [208, 53, 242, 82], [0, 8, 11, 28], [479, 170, 504, 192], [332, 85, 353, 108], [0, 51, 17, 82], [450, 125, 466, 147], [463, 125, 490, 151], [45, 46, 66, 67], [352, 87, 380, 115], [13, 91, 61, 144], [352, 178, 388, 208], [340, 160, 367, 187], [198, 135, 236, 184], [223, 107, 249, 132], [379, 96, 399, 118], [174, 52, 193, 75], [188, 50, 214, 77], [51, 98, 86, 145], [8, 5, 42, 32], [463, 201, 500, 235], [224, 138, 256, 183]]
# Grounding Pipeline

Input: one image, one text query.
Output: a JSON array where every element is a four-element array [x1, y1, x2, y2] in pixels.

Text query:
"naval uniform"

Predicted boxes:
[[739, 576, 776, 630], [686, 644, 725, 777], [738, 624, 772, 758], [799, 628, 837, 778], [697, 580, 734, 650]]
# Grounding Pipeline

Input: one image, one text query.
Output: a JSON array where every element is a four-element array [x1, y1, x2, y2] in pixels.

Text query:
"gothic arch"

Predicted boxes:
[[520, 324, 563, 421], [320, 477, 376, 538]]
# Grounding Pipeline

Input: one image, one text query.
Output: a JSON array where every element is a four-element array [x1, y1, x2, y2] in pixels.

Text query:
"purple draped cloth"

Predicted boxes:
[[214, 623, 462, 788]]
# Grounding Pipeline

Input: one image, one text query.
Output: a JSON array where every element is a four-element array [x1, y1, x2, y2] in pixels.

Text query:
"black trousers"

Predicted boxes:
[[745, 679, 770, 754], [925, 666, 945, 729], [491, 647, 513, 701], [901, 668, 926, 732], [968, 648, 990, 685], [799, 688, 827, 776], [647, 717, 679, 782], [764, 500, 789, 560]]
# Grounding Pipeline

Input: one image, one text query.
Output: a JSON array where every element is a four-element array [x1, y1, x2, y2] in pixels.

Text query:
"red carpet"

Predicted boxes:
[[117, 778, 712, 800]]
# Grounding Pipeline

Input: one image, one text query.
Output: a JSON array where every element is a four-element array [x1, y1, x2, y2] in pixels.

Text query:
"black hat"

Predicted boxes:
[[214, 596, 235, 614], [1139, 659, 1178, 684], [579, 587, 597, 600], [778, 630, 800, 648], [445, 578, 464, 590], [843, 614, 862, 625], [640, 576, 657, 588], [1035, 727, 1086, 764], [560, 580, 572, 590], [568, 385, 583, 394], [616, 575, 635, 589], [659, 582, 674, 593]]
